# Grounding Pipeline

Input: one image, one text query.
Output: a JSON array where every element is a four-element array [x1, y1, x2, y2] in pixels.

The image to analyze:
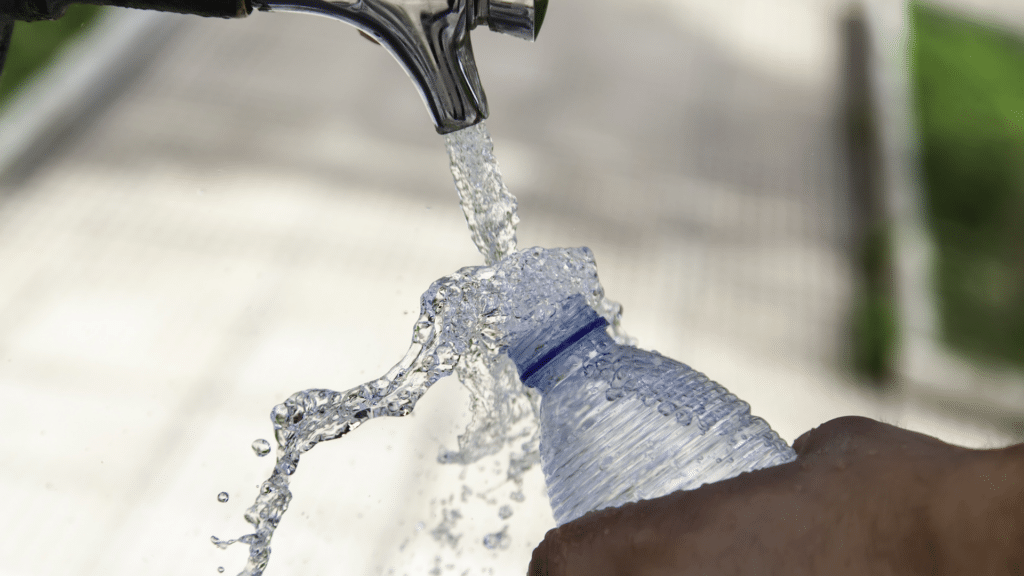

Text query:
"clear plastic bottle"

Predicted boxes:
[[505, 295, 796, 526]]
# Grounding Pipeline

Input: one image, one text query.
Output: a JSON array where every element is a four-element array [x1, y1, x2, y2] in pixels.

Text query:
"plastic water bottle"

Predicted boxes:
[[505, 295, 796, 526]]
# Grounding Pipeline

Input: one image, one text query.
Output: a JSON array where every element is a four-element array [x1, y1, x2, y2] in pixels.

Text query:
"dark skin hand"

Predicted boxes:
[[528, 416, 1024, 576]]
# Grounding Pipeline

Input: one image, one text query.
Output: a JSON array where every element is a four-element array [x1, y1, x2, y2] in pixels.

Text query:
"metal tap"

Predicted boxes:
[[0, 0, 547, 133]]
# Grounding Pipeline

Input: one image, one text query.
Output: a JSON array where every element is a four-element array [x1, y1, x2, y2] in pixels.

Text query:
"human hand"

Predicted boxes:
[[527, 416, 1024, 576]]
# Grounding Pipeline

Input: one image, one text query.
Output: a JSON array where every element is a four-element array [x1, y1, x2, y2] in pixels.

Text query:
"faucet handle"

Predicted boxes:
[[477, 0, 547, 41]]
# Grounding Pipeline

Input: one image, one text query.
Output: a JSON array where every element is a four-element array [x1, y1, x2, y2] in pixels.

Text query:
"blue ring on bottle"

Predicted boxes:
[[518, 315, 609, 385]]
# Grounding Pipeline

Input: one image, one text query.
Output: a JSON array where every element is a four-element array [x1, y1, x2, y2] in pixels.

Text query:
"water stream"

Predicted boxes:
[[445, 123, 519, 266], [213, 122, 628, 575]]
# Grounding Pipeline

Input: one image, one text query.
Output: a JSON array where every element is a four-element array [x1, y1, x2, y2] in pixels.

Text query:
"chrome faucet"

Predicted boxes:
[[0, 0, 547, 133], [255, 0, 546, 132]]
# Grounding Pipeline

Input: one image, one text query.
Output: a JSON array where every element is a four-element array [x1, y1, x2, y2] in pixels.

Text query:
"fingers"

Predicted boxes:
[[792, 415, 882, 456], [528, 417, 997, 576], [792, 415, 961, 467], [528, 535, 549, 576], [526, 514, 625, 576], [527, 527, 578, 576]]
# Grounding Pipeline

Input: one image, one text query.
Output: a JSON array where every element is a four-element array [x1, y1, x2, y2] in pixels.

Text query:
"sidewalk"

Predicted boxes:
[[0, 1, 1018, 576]]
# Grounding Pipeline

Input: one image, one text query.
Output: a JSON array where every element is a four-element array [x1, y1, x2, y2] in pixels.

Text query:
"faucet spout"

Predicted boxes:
[[259, 0, 546, 134]]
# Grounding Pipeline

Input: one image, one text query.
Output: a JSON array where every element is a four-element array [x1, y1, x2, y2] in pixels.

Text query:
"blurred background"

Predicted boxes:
[[0, 0, 1022, 575]]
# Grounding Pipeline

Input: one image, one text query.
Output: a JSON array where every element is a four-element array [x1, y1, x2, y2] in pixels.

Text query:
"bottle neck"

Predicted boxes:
[[505, 295, 612, 393]]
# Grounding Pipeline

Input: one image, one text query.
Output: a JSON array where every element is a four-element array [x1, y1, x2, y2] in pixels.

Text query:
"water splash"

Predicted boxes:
[[216, 247, 626, 575], [216, 123, 631, 575]]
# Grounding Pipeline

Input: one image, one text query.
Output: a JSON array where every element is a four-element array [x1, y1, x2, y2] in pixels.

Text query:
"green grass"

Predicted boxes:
[[0, 5, 104, 109], [911, 2, 1024, 367]]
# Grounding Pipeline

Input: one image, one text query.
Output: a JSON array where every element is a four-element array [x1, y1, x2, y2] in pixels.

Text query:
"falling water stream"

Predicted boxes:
[[213, 122, 628, 575]]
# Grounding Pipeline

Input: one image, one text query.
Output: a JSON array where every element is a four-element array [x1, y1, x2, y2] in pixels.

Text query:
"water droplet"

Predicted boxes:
[[658, 402, 676, 416], [483, 526, 511, 550], [217, 568, 225, 574], [271, 404, 289, 425], [217, 492, 229, 503], [498, 505, 513, 519], [251, 439, 271, 457]]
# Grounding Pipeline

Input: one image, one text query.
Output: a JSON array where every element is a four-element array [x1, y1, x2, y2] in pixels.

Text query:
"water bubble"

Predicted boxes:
[[497, 505, 513, 520], [217, 492, 229, 503], [605, 388, 625, 402], [251, 439, 271, 457], [675, 409, 693, 426]]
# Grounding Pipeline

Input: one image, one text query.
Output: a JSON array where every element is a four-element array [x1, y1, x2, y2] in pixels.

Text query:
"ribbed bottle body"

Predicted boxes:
[[536, 342, 795, 525], [505, 294, 796, 526]]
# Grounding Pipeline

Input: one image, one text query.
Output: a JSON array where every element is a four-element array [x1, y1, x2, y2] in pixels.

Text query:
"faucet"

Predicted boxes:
[[0, 0, 547, 133]]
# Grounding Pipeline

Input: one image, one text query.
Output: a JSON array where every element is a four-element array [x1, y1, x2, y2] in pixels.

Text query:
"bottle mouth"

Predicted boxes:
[[518, 314, 607, 384], [505, 294, 609, 388]]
